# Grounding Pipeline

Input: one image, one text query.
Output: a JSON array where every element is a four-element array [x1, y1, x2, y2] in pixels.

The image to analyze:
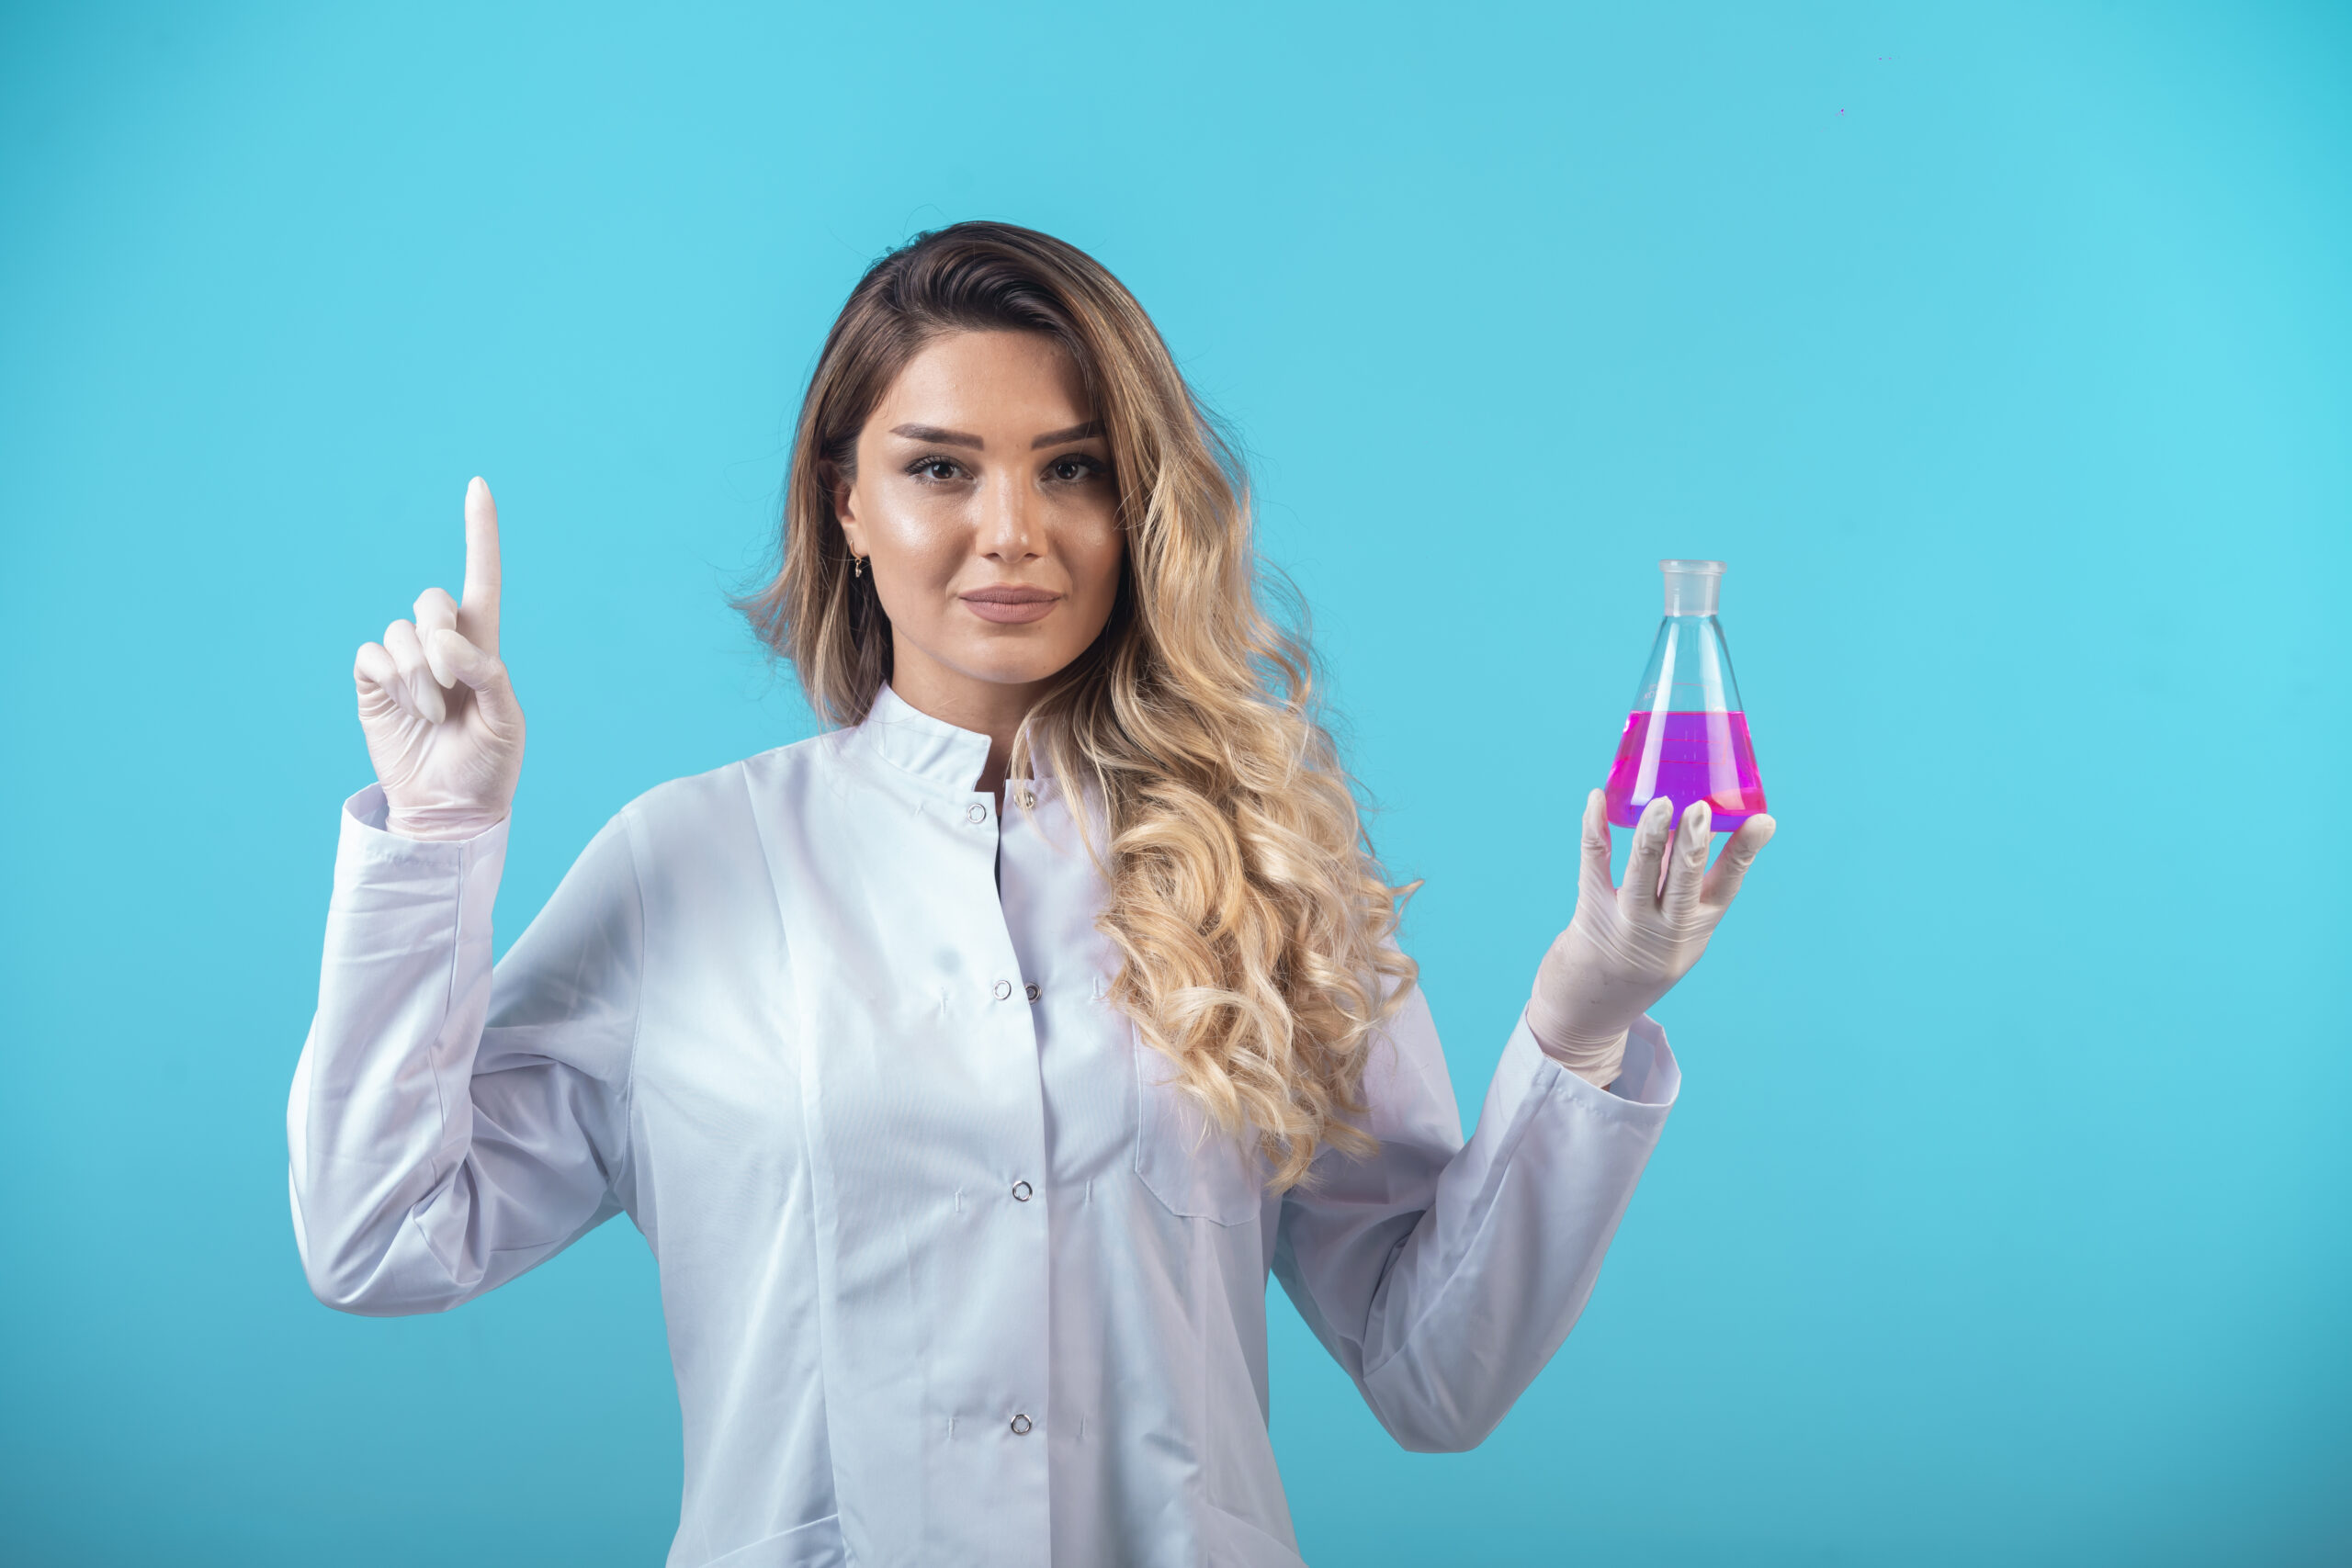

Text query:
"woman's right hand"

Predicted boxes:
[[352, 478, 526, 840]]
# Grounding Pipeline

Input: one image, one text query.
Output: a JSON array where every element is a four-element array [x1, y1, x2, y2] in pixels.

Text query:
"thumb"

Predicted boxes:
[[1701, 814, 1775, 910], [427, 627, 522, 731]]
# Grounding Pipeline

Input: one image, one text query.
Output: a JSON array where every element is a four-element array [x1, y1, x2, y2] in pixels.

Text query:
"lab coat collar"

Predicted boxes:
[[845, 682, 1080, 805], [850, 683, 995, 793]]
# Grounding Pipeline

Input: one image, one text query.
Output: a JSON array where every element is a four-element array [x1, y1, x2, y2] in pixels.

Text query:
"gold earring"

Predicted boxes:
[[853, 554, 865, 580]]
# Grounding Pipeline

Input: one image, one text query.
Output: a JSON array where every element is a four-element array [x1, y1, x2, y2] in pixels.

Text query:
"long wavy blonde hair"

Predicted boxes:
[[742, 221, 1416, 1190]]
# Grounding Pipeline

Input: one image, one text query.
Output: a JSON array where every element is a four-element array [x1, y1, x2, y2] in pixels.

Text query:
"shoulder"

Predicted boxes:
[[605, 732, 842, 853]]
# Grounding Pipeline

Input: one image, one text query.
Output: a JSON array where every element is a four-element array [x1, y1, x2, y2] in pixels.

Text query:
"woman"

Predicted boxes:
[[290, 222, 1772, 1568]]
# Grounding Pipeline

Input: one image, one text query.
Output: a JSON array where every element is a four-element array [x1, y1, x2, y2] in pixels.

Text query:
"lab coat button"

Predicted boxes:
[[1010, 1414, 1034, 1435], [993, 980, 1013, 1000], [1012, 1180, 1033, 1201], [1024, 982, 1041, 1002], [965, 803, 988, 825], [1017, 788, 1036, 809]]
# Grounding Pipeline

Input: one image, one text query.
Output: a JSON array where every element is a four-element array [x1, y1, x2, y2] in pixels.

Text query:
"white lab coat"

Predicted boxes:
[[288, 684, 1680, 1568]]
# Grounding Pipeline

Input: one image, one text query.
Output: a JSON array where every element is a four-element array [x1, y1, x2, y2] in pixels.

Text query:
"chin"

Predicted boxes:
[[957, 640, 1085, 682], [969, 656, 1082, 688]]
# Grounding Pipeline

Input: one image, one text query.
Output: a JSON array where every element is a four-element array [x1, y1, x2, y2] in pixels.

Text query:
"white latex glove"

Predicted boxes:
[[1526, 790, 1776, 1088], [350, 478, 525, 841]]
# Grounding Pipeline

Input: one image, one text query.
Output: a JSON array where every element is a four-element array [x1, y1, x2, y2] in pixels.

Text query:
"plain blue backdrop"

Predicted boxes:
[[3, 3, 2346, 1562]]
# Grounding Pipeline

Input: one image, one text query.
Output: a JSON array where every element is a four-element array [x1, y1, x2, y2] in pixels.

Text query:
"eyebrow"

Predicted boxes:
[[887, 421, 1104, 451], [888, 423, 984, 450]]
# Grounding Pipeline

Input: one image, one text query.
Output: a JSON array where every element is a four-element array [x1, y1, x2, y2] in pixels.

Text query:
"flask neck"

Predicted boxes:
[[1660, 559, 1723, 616]]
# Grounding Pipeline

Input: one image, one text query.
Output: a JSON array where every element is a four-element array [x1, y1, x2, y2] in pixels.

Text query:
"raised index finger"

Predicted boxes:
[[459, 476, 501, 655]]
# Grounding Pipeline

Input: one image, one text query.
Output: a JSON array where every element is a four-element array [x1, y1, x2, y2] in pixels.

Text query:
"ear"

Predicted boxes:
[[831, 472, 865, 557]]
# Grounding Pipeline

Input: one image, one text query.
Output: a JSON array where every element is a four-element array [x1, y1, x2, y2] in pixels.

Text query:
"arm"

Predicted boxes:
[[1271, 990, 1677, 1452], [1272, 787, 1771, 1450], [288, 476, 638, 1314], [287, 790, 642, 1314]]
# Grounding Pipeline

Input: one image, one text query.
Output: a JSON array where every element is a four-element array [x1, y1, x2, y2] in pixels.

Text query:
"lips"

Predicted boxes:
[[960, 585, 1061, 625]]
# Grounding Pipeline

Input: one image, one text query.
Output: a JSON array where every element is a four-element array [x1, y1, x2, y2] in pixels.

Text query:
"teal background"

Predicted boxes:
[[4, 2, 2346, 1562]]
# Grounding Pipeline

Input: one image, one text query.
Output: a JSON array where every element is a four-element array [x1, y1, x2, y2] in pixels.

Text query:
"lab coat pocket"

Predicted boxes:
[[1133, 1040, 1267, 1226], [695, 1513, 845, 1568]]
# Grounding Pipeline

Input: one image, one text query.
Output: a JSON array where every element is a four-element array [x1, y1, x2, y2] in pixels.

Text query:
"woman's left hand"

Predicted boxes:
[[1526, 790, 1776, 1087]]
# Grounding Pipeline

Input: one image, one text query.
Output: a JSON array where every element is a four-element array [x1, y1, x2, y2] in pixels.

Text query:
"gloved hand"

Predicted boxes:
[[350, 478, 525, 841], [1526, 790, 1775, 1088]]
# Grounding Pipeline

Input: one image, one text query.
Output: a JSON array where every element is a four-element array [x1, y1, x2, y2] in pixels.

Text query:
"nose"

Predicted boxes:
[[978, 468, 1045, 565]]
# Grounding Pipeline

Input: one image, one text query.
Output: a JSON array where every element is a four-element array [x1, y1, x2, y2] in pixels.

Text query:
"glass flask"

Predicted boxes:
[[1601, 559, 1769, 832]]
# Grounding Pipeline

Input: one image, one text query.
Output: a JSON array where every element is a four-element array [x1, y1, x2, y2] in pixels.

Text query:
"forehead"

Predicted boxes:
[[877, 331, 1092, 426]]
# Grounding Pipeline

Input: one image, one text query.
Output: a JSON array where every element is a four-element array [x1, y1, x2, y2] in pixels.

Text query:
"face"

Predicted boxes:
[[836, 330, 1125, 718]]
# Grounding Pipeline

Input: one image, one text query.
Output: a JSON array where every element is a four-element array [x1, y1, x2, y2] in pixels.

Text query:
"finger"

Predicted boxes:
[[382, 619, 447, 725], [1577, 788, 1613, 900], [428, 627, 521, 734], [1663, 798, 1713, 917], [354, 641, 419, 722], [1701, 814, 1777, 910], [413, 587, 459, 686], [1621, 795, 1675, 911], [460, 477, 501, 655]]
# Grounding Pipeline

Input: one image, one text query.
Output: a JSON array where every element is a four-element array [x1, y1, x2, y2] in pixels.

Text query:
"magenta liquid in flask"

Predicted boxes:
[[1601, 559, 1769, 831]]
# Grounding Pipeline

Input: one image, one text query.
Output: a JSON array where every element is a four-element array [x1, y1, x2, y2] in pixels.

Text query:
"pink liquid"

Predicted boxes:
[[1603, 710, 1767, 830]]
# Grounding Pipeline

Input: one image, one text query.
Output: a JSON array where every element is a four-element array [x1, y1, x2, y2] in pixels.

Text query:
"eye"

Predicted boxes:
[[1045, 454, 1106, 484], [907, 455, 967, 483]]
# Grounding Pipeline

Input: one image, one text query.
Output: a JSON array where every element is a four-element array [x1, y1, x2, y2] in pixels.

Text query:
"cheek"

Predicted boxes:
[[1070, 531, 1126, 621], [865, 498, 967, 581]]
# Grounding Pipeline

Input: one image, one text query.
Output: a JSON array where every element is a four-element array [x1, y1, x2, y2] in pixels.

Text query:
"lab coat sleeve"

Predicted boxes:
[[288, 785, 641, 1315], [1270, 988, 1679, 1452]]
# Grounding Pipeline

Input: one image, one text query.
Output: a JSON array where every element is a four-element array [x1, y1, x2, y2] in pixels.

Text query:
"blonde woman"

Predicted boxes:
[[291, 222, 1773, 1568]]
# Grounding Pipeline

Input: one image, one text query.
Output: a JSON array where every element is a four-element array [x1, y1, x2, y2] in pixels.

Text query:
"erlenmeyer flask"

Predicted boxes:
[[1602, 559, 1768, 832]]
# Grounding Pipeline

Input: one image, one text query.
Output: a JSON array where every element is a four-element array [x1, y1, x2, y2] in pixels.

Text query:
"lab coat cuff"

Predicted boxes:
[[1505, 1009, 1679, 1122], [334, 785, 511, 906]]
